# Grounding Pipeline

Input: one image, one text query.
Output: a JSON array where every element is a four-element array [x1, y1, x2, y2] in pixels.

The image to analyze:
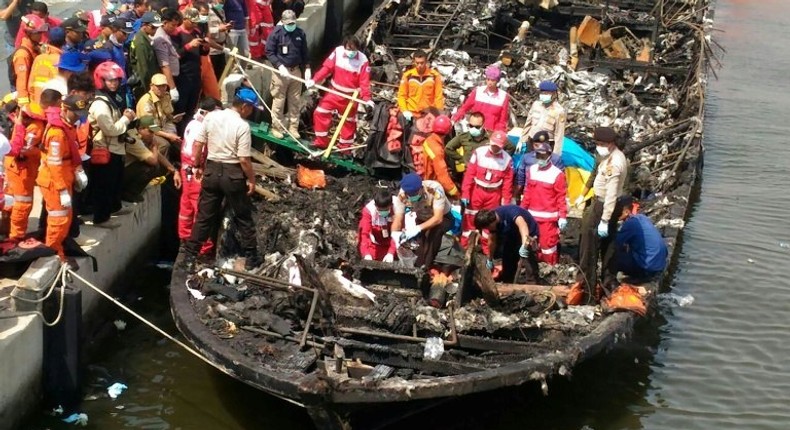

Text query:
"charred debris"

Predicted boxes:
[[180, 0, 713, 390]]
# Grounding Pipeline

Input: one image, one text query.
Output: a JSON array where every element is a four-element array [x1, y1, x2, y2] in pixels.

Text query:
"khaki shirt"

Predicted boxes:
[[136, 91, 177, 134], [124, 132, 154, 167], [590, 148, 627, 222], [523, 100, 567, 154], [393, 180, 451, 216], [197, 108, 251, 163]]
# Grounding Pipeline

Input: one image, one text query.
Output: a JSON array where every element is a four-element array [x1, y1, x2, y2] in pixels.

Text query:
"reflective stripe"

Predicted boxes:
[[474, 86, 507, 107], [13, 195, 33, 202], [49, 209, 70, 217], [47, 157, 63, 165], [339, 137, 355, 144], [331, 80, 358, 93], [528, 209, 559, 219], [315, 106, 333, 113], [178, 215, 192, 220], [314, 131, 329, 137], [463, 209, 478, 216], [541, 246, 557, 254], [473, 177, 503, 189]]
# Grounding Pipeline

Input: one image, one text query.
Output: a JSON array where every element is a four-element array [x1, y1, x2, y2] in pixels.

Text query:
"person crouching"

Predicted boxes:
[[357, 190, 397, 263]]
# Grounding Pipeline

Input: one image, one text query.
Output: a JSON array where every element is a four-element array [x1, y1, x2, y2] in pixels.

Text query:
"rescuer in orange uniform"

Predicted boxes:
[[397, 49, 445, 121], [420, 114, 459, 198], [12, 14, 49, 106], [37, 95, 89, 260], [4, 104, 46, 241], [28, 26, 65, 109]]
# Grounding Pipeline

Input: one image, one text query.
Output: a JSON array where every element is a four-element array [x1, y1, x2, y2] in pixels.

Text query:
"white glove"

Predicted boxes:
[[304, 79, 315, 89], [170, 88, 180, 102], [363, 255, 373, 261], [597, 220, 609, 238], [403, 225, 422, 241], [402, 111, 413, 121], [3, 194, 14, 209], [75, 169, 89, 192], [304, 68, 312, 82], [382, 253, 394, 263], [59, 190, 72, 208], [558, 218, 568, 232], [365, 100, 375, 109], [278, 64, 290, 78], [391, 231, 402, 246], [573, 196, 585, 207]]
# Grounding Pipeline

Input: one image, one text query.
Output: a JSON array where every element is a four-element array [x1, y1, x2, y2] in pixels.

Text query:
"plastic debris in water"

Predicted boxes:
[[779, 242, 789, 249], [62, 413, 88, 426], [113, 320, 126, 331], [423, 337, 444, 360], [107, 383, 128, 399], [659, 293, 694, 307], [747, 258, 755, 264]]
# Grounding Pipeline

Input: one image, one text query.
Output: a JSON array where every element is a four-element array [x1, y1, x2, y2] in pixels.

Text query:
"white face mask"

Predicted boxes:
[[596, 146, 610, 157], [539, 94, 552, 104]]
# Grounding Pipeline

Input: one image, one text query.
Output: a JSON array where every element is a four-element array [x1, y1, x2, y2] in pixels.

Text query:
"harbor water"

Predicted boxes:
[[18, 0, 790, 428]]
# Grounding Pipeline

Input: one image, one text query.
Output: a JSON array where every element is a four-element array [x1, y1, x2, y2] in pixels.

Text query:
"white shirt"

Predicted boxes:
[[197, 108, 251, 163]]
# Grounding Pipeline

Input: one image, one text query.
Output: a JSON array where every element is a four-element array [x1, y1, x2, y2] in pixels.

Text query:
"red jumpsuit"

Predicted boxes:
[[179, 118, 214, 254], [246, 0, 274, 58], [312, 46, 371, 149], [357, 198, 397, 260], [451, 86, 510, 132], [36, 109, 77, 260], [4, 120, 44, 240], [519, 162, 567, 264], [460, 146, 513, 248]]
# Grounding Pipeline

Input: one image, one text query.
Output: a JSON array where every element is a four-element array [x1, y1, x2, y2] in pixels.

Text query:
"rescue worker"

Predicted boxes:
[[129, 11, 162, 102], [514, 130, 564, 200], [12, 14, 47, 107], [41, 50, 86, 101], [473, 206, 539, 283], [445, 111, 488, 177], [420, 114, 458, 198], [152, 9, 182, 103], [121, 115, 181, 202], [13, 2, 61, 47], [519, 141, 567, 265], [391, 173, 453, 268], [357, 189, 397, 262], [4, 104, 45, 241], [451, 65, 510, 132], [609, 195, 668, 282], [136, 73, 180, 156], [37, 94, 88, 260], [28, 26, 65, 109], [89, 61, 137, 228], [397, 49, 444, 122], [307, 35, 374, 149], [521, 80, 566, 155], [179, 97, 219, 255], [460, 129, 514, 247], [265, 9, 309, 139], [246, 0, 273, 59], [181, 88, 262, 271], [575, 127, 628, 292]]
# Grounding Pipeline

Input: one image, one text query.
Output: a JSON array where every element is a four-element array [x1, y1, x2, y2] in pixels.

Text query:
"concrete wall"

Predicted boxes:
[[0, 185, 162, 430]]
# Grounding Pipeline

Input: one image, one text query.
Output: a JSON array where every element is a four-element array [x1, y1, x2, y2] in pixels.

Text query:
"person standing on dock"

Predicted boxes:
[[397, 49, 445, 122], [575, 127, 627, 293], [180, 87, 262, 272], [473, 206, 539, 284], [265, 9, 309, 139], [520, 80, 566, 155], [307, 35, 374, 149], [451, 65, 510, 132]]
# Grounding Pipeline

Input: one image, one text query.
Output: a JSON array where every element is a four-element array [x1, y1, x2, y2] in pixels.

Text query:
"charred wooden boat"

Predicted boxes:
[[170, 0, 714, 428]]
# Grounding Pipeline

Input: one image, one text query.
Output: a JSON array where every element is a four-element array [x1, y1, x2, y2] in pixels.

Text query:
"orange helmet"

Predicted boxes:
[[432, 115, 452, 135], [21, 104, 45, 121], [93, 61, 125, 90], [489, 130, 508, 148], [21, 14, 48, 33]]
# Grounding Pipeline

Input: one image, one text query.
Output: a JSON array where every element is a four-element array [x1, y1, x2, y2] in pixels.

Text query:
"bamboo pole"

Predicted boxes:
[[323, 89, 359, 159]]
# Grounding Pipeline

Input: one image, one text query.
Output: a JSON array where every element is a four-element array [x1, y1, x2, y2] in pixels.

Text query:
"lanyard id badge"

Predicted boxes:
[[282, 45, 289, 55]]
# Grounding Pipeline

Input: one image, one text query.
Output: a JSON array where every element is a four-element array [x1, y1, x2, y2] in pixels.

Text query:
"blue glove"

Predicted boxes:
[[486, 259, 494, 270], [403, 226, 422, 241], [461, 198, 470, 206], [597, 220, 609, 238], [558, 218, 568, 232], [519, 244, 530, 258]]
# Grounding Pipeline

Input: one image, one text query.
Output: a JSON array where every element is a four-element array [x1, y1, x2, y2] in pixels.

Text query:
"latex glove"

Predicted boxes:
[[382, 253, 394, 263], [59, 190, 72, 208], [515, 139, 525, 153], [363, 255, 373, 261], [75, 169, 89, 192], [304, 68, 312, 82], [461, 198, 470, 206], [170, 88, 180, 102], [403, 225, 422, 241], [304, 79, 315, 89], [573, 196, 585, 207], [558, 218, 568, 231], [365, 100, 375, 109], [519, 244, 530, 258], [402, 111, 413, 122], [486, 259, 494, 270], [278, 64, 290, 78], [391, 231, 402, 246], [597, 220, 609, 238]]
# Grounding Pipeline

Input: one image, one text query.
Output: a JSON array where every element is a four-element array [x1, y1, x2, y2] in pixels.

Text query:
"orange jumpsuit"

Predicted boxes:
[[421, 133, 458, 197], [12, 38, 39, 106], [28, 45, 62, 109], [4, 120, 45, 240], [36, 116, 76, 259]]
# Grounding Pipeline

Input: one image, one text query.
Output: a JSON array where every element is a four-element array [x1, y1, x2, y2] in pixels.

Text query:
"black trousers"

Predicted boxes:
[[185, 161, 257, 256], [210, 53, 226, 82], [121, 161, 166, 202], [578, 199, 618, 288], [498, 234, 538, 284], [175, 72, 201, 136], [91, 153, 125, 224], [415, 214, 453, 268]]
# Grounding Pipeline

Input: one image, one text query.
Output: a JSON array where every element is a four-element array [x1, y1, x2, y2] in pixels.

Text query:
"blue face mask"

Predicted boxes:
[[537, 158, 549, 167], [408, 194, 422, 203], [284, 23, 296, 32], [469, 126, 482, 137], [377, 210, 390, 218]]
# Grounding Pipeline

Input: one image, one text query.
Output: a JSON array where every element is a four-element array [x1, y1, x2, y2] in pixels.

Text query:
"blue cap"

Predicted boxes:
[[58, 51, 87, 73], [48, 27, 66, 46], [235, 87, 261, 107], [538, 80, 558, 92], [400, 173, 423, 194]]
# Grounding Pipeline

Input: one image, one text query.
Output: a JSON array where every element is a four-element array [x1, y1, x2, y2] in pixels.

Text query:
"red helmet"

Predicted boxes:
[[432, 115, 452, 135], [93, 61, 125, 90], [21, 14, 48, 33], [489, 130, 508, 148]]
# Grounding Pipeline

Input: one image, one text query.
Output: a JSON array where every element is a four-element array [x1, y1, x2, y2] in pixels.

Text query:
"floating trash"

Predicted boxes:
[[113, 320, 126, 331], [62, 413, 88, 426], [659, 293, 695, 307], [107, 382, 128, 399]]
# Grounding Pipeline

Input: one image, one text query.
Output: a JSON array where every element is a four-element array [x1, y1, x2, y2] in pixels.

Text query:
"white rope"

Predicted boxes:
[[0, 264, 69, 327]]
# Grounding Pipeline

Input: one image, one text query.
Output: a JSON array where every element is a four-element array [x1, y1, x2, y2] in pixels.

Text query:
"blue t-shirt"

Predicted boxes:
[[224, 0, 248, 31], [616, 214, 668, 272], [494, 205, 539, 238]]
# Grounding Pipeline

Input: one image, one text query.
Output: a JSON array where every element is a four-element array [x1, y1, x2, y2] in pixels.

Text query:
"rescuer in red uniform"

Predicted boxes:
[[357, 190, 397, 262]]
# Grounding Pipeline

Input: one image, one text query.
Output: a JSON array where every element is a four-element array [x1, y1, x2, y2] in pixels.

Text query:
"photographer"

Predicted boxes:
[[88, 61, 136, 229]]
